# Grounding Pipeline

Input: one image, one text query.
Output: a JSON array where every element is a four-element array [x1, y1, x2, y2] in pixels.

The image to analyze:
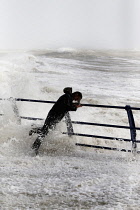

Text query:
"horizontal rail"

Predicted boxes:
[[0, 114, 44, 121], [81, 103, 140, 110], [1, 97, 140, 110], [63, 132, 140, 143], [75, 143, 140, 153], [71, 121, 140, 130], [0, 97, 55, 104], [15, 98, 55, 104], [76, 143, 131, 152], [20, 116, 44, 121], [1, 112, 140, 131], [2, 113, 140, 131]]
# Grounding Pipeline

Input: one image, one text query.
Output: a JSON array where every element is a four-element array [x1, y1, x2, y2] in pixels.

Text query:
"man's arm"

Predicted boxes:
[[65, 95, 82, 111]]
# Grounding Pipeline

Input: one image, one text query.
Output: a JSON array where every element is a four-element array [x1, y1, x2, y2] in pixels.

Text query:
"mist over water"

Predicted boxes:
[[1, 49, 140, 209], [1, 0, 140, 50]]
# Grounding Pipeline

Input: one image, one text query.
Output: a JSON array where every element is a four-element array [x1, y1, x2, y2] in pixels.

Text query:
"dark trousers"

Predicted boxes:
[[32, 112, 65, 152]]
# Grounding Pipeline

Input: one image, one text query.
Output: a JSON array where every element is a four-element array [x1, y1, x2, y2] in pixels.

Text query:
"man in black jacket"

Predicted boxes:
[[31, 88, 82, 154]]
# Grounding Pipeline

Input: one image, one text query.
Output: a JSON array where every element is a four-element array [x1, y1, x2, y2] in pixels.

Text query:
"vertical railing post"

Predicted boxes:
[[10, 97, 21, 124], [65, 112, 74, 137], [125, 105, 137, 152]]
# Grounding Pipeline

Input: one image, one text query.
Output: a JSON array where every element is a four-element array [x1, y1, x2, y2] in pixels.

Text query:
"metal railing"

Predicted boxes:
[[1, 97, 140, 153]]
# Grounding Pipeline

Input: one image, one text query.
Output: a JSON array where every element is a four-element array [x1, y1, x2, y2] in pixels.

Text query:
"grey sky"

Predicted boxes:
[[0, 0, 140, 50]]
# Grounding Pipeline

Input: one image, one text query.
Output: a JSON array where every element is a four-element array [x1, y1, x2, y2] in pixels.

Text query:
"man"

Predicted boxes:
[[31, 87, 82, 154]]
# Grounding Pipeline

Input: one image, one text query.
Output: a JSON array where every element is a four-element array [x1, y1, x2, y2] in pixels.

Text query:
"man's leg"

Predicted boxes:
[[31, 114, 63, 154], [31, 117, 56, 154], [32, 136, 44, 155], [32, 127, 48, 154]]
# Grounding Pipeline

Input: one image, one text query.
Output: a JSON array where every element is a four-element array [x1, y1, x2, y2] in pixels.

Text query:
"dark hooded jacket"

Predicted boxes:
[[49, 93, 77, 117], [42, 93, 77, 130]]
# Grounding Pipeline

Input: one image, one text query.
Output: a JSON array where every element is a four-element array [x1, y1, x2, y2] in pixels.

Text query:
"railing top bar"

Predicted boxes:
[[15, 98, 55, 104], [81, 103, 125, 109], [1, 97, 140, 110], [0, 98, 55, 104], [14, 99, 128, 109], [81, 103, 140, 110]]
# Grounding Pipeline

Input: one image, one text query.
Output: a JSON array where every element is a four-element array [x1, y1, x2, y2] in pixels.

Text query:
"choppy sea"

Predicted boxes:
[[0, 49, 140, 209]]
